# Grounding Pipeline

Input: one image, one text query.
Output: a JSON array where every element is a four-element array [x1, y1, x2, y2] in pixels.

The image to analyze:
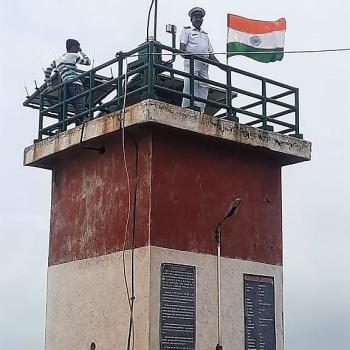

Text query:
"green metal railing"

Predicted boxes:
[[36, 41, 302, 140]]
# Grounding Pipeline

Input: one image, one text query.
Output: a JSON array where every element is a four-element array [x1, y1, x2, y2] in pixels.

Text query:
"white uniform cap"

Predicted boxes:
[[188, 7, 206, 17]]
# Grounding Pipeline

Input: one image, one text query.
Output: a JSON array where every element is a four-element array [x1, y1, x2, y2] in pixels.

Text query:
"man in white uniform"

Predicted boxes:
[[180, 7, 219, 112]]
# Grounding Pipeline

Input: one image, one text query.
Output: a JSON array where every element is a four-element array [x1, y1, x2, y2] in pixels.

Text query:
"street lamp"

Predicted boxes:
[[215, 198, 242, 350]]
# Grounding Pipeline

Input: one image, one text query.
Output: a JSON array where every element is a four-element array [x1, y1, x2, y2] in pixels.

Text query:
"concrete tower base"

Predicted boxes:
[[24, 100, 311, 350], [46, 247, 283, 350]]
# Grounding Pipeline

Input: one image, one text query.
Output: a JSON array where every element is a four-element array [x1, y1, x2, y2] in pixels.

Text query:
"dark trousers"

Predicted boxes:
[[67, 83, 85, 118]]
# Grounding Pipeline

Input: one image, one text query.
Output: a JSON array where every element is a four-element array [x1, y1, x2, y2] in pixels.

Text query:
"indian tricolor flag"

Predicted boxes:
[[227, 14, 286, 63]]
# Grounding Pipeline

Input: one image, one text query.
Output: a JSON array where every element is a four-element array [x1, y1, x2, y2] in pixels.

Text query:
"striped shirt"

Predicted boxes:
[[44, 51, 91, 88]]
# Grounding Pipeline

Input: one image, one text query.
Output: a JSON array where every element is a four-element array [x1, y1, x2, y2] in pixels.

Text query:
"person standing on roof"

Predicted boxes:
[[180, 7, 219, 113], [44, 39, 91, 123]]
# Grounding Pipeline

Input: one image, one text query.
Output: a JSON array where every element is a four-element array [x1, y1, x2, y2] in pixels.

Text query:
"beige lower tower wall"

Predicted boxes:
[[45, 246, 283, 350], [45, 248, 151, 350]]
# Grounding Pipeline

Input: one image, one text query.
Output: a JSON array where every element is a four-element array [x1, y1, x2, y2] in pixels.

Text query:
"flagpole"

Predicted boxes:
[[226, 15, 229, 66]]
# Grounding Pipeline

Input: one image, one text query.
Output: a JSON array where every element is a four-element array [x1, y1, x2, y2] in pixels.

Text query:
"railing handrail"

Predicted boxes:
[[41, 42, 151, 96], [34, 41, 302, 141], [156, 42, 298, 91]]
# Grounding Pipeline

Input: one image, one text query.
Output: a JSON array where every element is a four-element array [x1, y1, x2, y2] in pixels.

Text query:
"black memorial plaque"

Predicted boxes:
[[244, 275, 276, 350], [160, 263, 196, 350]]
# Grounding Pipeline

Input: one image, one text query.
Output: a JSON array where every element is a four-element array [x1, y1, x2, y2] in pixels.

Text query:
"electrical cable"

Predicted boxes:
[[146, 0, 155, 41], [119, 56, 136, 350], [125, 46, 350, 58], [125, 129, 138, 350], [79, 89, 105, 154], [121, 56, 132, 310]]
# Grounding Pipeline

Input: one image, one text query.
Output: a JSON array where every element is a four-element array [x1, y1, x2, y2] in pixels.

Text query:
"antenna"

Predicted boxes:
[[92, 48, 96, 69], [19, 72, 30, 98], [34, 80, 39, 90], [37, 57, 45, 74], [24, 84, 30, 98]]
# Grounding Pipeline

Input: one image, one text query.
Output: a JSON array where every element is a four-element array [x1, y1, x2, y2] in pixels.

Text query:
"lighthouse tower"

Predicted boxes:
[[24, 44, 311, 350]]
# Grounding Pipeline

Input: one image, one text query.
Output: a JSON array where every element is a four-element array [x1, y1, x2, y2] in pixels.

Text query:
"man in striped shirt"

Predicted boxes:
[[44, 39, 91, 123]]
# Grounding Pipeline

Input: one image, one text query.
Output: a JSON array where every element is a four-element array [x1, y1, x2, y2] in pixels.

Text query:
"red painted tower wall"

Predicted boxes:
[[48, 125, 282, 267], [151, 127, 282, 265], [48, 129, 153, 266]]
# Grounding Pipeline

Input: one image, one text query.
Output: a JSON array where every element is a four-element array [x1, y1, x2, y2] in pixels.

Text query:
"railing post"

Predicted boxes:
[[226, 67, 238, 122], [62, 84, 68, 132], [261, 79, 273, 131], [29, 44, 304, 141], [117, 54, 123, 110], [147, 41, 155, 99], [190, 56, 195, 109], [294, 88, 303, 139], [89, 70, 95, 120], [38, 92, 44, 141]]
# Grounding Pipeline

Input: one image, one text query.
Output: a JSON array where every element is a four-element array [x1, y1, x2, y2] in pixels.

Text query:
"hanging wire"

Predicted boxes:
[[120, 56, 132, 311], [31, 46, 350, 93], [118, 56, 136, 350], [124, 47, 350, 58]]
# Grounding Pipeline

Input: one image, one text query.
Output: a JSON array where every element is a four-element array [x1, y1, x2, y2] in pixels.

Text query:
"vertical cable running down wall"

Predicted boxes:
[[118, 57, 137, 350]]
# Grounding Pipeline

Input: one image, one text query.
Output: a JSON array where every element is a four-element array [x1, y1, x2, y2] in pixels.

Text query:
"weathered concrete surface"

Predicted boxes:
[[32, 100, 297, 350], [150, 126, 284, 265], [44, 124, 284, 266], [47, 130, 153, 266], [149, 246, 284, 350], [45, 246, 283, 350], [23, 99, 311, 168], [45, 248, 151, 350]]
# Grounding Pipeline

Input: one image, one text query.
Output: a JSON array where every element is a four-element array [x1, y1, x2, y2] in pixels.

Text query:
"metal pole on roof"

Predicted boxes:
[[154, 0, 158, 41]]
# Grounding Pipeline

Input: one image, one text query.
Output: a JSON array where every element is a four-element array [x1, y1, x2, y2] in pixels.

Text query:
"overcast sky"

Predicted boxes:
[[1, 1, 349, 349]]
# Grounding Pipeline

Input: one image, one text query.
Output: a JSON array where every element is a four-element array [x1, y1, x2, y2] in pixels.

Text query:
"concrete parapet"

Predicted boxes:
[[24, 99, 311, 169]]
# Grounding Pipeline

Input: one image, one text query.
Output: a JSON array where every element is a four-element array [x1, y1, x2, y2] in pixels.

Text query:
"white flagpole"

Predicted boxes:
[[226, 17, 229, 66]]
